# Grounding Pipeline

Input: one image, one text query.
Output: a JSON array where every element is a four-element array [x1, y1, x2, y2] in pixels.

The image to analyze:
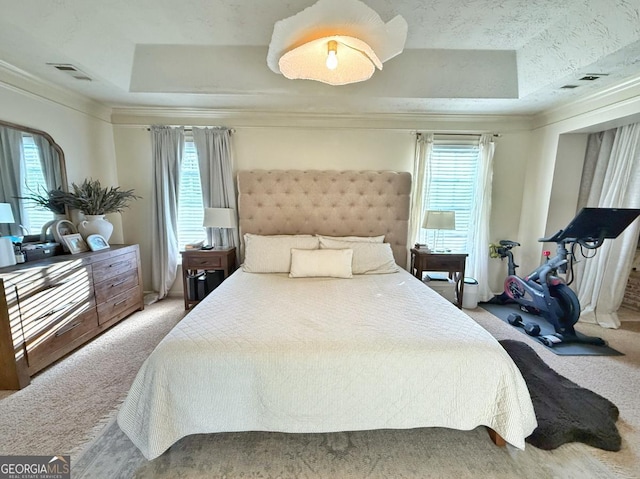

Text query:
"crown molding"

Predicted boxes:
[[0, 60, 112, 123], [111, 107, 534, 132], [532, 75, 640, 130]]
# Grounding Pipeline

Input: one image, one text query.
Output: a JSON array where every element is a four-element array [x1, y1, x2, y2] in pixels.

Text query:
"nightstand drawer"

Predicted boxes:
[[420, 256, 462, 271], [184, 255, 223, 269]]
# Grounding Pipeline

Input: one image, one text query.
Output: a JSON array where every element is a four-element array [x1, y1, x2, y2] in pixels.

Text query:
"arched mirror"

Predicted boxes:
[[0, 119, 68, 238]]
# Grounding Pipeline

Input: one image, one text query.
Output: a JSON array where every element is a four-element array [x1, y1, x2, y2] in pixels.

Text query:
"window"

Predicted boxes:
[[419, 137, 481, 252], [21, 134, 52, 235], [177, 140, 206, 250]]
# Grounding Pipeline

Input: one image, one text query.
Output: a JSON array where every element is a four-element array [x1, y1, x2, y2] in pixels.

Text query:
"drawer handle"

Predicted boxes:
[[55, 322, 81, 337], [108, 260, 128, 268], [114, 298, 128, 307], [111, 279, 128, 287], [34, 301, 80, 321]]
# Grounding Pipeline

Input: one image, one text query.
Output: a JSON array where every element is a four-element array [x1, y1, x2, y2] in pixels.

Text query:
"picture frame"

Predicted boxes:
[[86, 234, 110, 252], [61, 233, 90, 254], [52, 220, 78, 251]]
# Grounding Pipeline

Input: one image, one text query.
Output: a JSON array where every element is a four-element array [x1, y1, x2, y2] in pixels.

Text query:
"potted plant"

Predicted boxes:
[[16, 186, 67, 216], [60, 179, 140, 241]]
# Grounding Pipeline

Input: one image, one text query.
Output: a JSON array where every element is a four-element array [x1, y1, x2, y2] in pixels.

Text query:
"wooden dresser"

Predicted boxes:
[[0, 244, 143, 389]]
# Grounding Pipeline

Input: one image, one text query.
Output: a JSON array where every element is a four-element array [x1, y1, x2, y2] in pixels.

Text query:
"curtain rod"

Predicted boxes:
[[415, 132, 501, 137], [146, 127, 236, 133]]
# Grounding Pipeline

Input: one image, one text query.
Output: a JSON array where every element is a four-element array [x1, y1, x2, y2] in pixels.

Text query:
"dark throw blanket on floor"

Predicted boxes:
[[499, 339, 621, 451]]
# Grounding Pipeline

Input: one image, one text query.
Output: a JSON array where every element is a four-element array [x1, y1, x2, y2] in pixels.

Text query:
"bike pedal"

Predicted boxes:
[[539, 334, 562, 347]]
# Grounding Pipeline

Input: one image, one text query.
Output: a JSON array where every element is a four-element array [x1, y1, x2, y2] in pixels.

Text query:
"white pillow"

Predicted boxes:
[[319, 237, 399, 274], [289, 248, 353, 278], [243, 234, 319, 273], [316, 234, 385, 243]]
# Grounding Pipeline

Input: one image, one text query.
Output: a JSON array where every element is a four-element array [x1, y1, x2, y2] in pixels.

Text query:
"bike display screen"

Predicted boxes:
[[556, 207, 640, 242]]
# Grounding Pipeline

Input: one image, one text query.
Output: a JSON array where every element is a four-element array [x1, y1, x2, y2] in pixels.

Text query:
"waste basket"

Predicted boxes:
[[461, 277, 479, 309], [424, 273, 457, 304]]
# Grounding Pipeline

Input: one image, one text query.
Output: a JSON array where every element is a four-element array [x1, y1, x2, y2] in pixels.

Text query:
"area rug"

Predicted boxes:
[[72, 418, 615, 479], [499, 339, 621, 451], [482, 302, 623, 356]]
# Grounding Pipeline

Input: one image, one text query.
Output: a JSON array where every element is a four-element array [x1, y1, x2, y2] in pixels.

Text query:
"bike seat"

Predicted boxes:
[[499, 240, 520, 247]]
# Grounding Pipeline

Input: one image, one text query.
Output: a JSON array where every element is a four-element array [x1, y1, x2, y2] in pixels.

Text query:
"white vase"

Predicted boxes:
[[77, 214, 114, 242]]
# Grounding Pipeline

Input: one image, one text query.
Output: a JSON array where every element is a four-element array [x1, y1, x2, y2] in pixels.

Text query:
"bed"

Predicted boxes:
[[117, 170, 536, 460]]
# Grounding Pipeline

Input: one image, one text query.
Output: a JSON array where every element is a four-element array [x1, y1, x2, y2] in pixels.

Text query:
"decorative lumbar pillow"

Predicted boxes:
[[289, 248, 353, 278], [316, 234, 385, 243], [243, 234, 319, 273], [319, 237, 398, 274]]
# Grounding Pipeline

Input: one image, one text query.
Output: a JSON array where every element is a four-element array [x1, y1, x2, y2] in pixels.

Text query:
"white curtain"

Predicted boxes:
[[408, 133, 433, 268], [0, 126, 25, 236], [150, 126, 184, 300], [578, 123, 640, 328], [192, 127, 239, 251], [466, 134, 496, 302]]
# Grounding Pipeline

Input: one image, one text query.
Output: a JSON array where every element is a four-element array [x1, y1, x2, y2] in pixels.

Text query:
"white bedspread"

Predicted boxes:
[[118, 269, 536, 460]]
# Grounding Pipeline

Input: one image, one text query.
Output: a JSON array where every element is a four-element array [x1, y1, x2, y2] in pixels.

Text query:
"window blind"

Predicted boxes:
[[177, 140, 206, 250], [21, 134, 52, 235], [419, 139, 481, 253]]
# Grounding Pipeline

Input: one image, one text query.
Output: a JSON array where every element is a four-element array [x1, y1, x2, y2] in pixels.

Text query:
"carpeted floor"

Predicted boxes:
[[0, 298, 186, 458], [1, 299, 640, 478]]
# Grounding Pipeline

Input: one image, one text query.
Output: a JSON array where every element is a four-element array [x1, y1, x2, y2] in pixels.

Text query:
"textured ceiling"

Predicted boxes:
[[0, 0, 639, 115]]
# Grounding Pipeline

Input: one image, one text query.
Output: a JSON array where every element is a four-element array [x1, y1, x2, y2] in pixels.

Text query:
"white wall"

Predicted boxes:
[[113, 122, 531, 294], [0, 81, 123, 242], [517, 83, 640, 274]]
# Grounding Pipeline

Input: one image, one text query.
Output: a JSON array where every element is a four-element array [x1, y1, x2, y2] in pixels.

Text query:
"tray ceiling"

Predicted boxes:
[[0, 0, 639, 115]]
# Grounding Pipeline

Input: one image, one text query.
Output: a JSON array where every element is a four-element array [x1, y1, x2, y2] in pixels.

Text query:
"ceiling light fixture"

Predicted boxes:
[[267, 0, 408, 86]]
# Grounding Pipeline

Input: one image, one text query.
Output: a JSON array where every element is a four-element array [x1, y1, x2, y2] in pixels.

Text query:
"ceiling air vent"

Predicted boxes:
[[47, 63, 92, 81], [560, 84, 578, 89], [579, 73, 608, 81]]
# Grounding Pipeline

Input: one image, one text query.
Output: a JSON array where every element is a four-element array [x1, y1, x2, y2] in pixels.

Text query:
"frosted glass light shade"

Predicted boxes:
[[279, 35, 382, 86], [267, 0, 407, 86], [0, 203, 15, 224], [203, 208, 237, 229], [423, 210, 456, 230]]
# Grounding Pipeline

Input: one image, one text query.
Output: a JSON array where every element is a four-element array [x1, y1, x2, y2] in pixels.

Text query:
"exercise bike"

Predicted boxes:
[[491, 207, 640, 347]]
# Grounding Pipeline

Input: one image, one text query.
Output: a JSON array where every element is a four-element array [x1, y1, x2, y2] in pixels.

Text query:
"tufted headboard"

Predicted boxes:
[[236, 170, 412, 267]]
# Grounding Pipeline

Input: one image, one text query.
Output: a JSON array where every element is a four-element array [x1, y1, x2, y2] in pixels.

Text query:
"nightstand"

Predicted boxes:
[[180, 247, 236, 310], [410, 248, 468, 308]]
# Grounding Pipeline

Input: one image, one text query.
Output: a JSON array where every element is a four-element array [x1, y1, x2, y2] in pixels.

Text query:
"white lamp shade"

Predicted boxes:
[[423, 210, 456, 230], [203, 208, 237, 229], [0, 203, 15, 224]]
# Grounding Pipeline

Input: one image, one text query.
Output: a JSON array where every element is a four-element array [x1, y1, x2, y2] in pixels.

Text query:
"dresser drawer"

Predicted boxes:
[[25, 307, 99, 372], [92, 252, 137, 283], [97, 284, 142, 325], [17, 266, 95, 341], [94, 268, 139, 304]]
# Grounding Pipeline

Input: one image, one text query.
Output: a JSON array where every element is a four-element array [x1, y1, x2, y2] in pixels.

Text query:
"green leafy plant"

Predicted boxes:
[[61, 179, 140, 215], [16, 186, 67, 215]]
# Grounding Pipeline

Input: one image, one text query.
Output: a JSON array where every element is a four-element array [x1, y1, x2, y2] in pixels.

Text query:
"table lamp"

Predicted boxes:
[[203, 207, 237, 249], [0, 203, 17, 267], [422, 210, 456, 252]]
